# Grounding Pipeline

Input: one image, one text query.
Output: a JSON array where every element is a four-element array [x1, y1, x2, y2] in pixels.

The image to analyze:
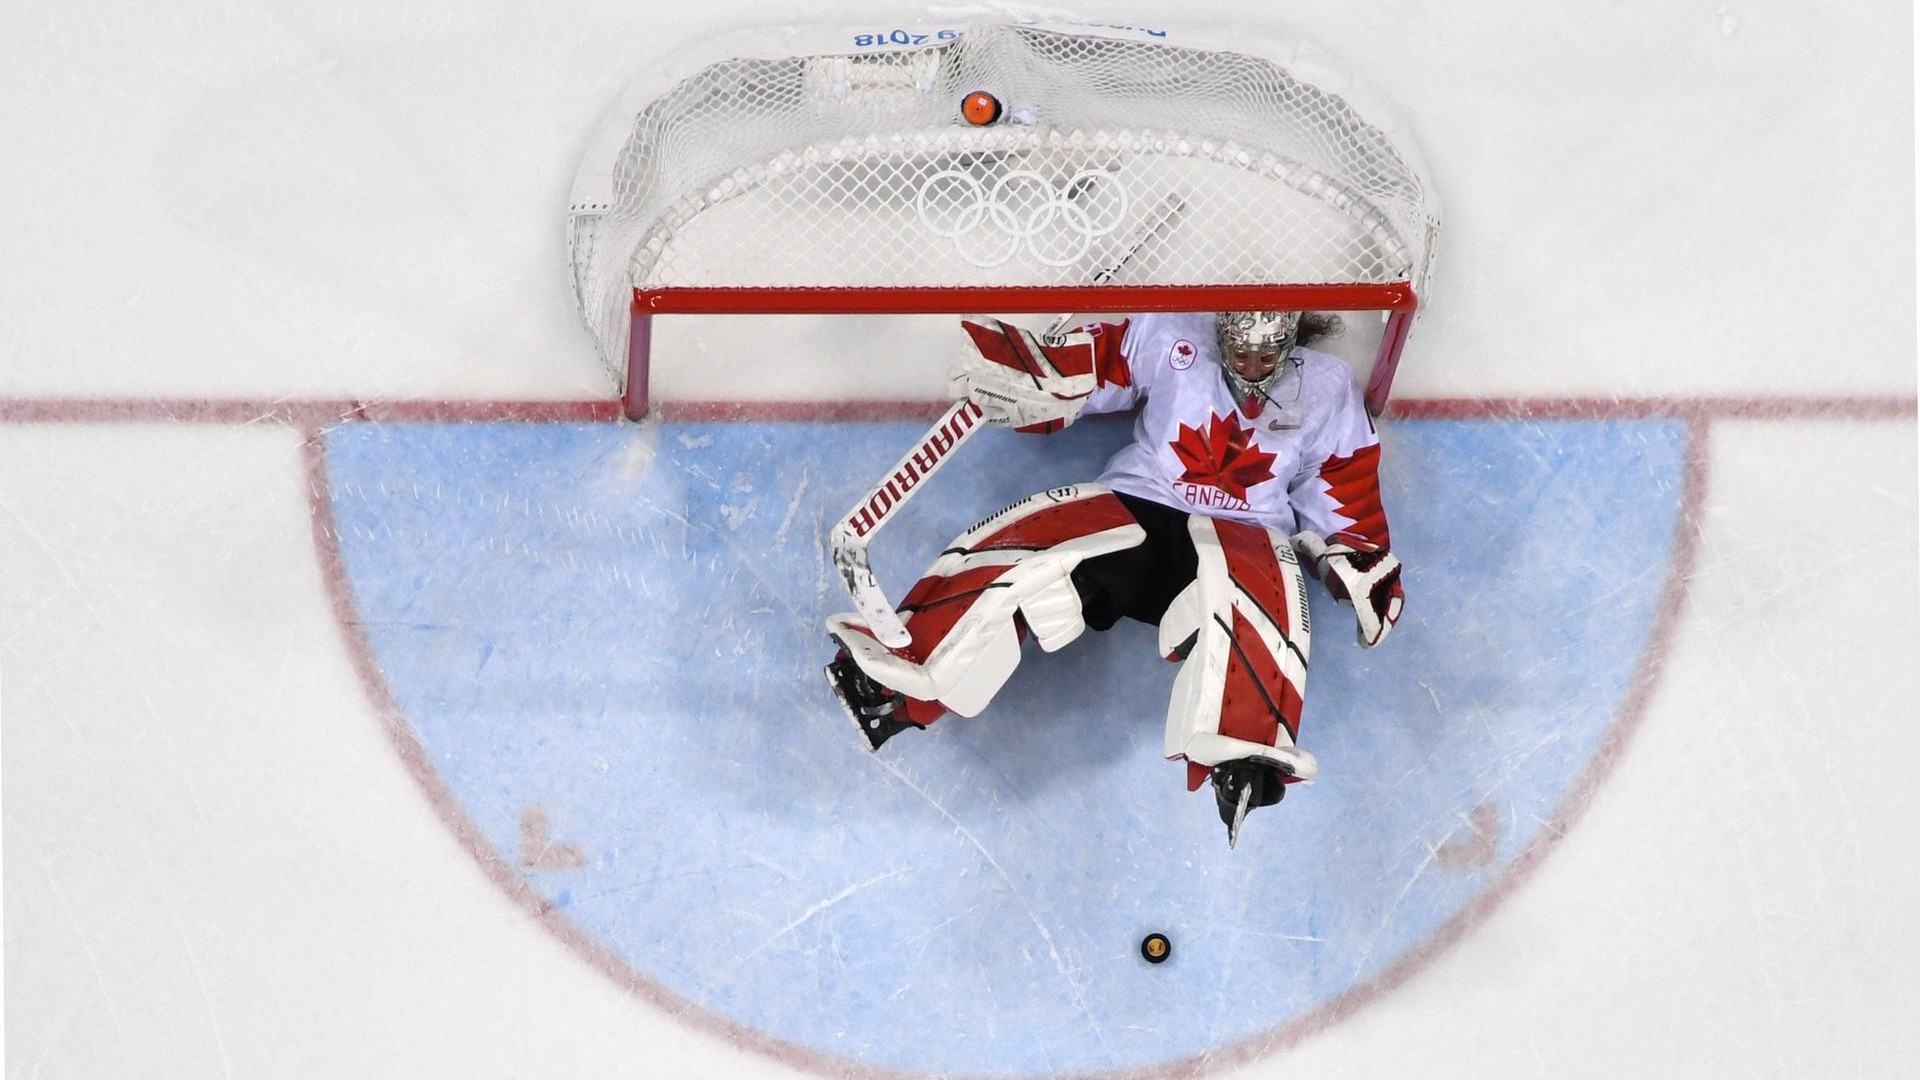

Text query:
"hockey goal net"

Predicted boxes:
[[568, 20, 1439, 419]]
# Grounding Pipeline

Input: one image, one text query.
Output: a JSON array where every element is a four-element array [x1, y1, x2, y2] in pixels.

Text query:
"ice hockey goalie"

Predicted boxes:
[[827, 310, 1404, 846]]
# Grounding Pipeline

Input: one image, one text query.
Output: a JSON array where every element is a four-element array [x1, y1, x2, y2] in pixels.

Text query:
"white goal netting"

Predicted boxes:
[[569, 21, 1439, 401]]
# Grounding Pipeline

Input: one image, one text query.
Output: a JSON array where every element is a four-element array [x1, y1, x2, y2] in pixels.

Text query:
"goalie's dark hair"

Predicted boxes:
[[1298, 311, 1344, 347]]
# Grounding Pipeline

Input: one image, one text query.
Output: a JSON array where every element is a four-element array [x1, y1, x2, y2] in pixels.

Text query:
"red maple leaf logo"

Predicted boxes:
[[1171, 413, 1278, 500]]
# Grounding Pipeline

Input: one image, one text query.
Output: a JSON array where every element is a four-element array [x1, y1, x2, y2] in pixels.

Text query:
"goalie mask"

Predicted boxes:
[[1216, 310, 1302, 407]]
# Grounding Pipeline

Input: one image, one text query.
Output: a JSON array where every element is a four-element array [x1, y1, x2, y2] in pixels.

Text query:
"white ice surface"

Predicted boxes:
[[3, 1, 1918, 1077], [1, 0, 1912, 402]]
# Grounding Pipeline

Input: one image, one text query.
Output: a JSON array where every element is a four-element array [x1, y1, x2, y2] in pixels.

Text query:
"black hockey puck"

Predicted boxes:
[[1140, 932, 1172, 964]]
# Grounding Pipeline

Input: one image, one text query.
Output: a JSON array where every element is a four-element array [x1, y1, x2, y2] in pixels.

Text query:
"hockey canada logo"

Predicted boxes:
[[1168, 338, 1197, 370], [1170, 411, 1278, 508]]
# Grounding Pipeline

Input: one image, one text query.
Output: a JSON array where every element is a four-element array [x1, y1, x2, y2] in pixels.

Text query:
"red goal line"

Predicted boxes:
[[0, 394, 1913, 427]]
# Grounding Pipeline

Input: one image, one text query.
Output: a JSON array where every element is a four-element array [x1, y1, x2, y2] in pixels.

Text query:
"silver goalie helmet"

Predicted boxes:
[[1216, 310, 1303, 406]]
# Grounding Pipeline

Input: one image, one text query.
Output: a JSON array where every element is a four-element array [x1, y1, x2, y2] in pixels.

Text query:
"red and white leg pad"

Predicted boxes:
[[826, 484, 1144, 718], [1158, 515, 1318, 781]]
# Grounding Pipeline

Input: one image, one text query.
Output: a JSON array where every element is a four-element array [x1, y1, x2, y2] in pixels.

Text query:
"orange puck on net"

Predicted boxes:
[[961, 90, 1003, 126]]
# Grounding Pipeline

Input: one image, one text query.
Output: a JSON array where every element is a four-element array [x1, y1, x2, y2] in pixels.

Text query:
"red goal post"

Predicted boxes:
[[568, 20, 1439, 420]]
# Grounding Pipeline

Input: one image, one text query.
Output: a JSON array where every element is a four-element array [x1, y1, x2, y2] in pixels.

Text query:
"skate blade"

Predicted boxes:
[[1226, 783, 1254, 849], [823, 662, 883, 754]]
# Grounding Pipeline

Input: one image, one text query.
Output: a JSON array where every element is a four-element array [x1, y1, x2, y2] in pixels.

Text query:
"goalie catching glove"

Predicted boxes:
[[1294, 531, 1405, 648], [948, 316, 1119, 433]]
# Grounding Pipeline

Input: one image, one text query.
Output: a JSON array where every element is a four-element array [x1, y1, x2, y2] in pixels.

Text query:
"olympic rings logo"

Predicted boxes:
[[914, 169, 1131, 268]]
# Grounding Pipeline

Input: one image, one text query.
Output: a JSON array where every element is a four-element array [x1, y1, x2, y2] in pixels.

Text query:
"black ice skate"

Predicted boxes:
[[1212, 758, 1291, 848], [824, 650, 921, 752]]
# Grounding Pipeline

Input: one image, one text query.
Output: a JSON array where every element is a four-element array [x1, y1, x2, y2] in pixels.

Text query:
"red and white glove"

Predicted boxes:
[[947, 316, 1100, 433], [1293, 531, 1404, 648]]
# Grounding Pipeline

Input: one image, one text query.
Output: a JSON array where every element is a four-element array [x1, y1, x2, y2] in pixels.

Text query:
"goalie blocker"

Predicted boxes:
[[826, 485, 1320, 845]]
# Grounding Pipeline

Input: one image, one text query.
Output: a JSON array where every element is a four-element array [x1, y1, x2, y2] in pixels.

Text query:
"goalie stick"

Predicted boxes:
[[828, 191, 1187, 647]]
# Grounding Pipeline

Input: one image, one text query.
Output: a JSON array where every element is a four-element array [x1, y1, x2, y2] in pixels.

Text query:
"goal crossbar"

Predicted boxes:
[[624, 283, 1418, 418]]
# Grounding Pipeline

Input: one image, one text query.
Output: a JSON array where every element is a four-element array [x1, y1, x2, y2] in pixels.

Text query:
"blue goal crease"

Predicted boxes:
[[321, 415, 1689, 1075]]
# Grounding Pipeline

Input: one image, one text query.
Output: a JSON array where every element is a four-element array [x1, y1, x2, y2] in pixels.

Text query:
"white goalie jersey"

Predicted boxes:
[[828, 310, 1407, 845], [1076, 312, 1392, 548]]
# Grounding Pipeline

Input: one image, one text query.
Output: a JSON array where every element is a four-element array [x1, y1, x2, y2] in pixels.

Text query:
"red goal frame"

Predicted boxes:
[[625, 283, 1419, 421]]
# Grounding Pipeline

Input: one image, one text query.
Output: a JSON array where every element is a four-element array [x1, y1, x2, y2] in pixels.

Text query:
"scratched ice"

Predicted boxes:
[[318, 412, 1690, 1072], [2, 3, 1914, 1079]]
